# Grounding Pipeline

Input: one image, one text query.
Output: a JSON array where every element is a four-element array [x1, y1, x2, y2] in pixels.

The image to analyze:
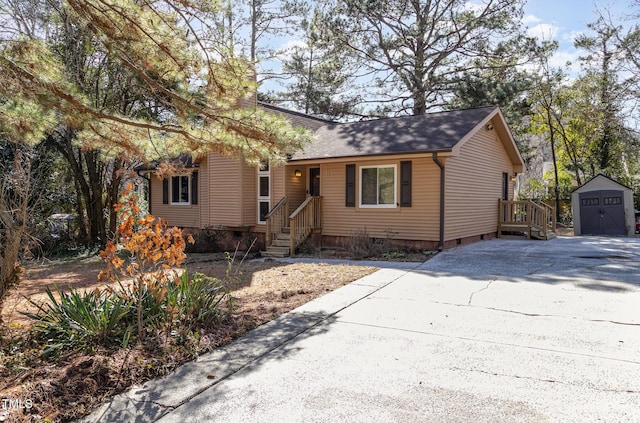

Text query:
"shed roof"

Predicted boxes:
[[288, 106, 510, 161]]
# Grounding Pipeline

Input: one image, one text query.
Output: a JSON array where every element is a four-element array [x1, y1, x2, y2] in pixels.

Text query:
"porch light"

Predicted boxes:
[[486, 123, 494, 131], [511, 174, 518, 182], [294, 169, 302, 177]]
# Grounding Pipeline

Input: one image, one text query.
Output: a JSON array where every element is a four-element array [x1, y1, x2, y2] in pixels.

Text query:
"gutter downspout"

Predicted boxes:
[[432, 153, 445, 251]]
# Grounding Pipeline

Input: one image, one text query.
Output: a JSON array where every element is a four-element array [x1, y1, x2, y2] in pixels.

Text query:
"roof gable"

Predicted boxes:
[[451, 107, 524, 173], [572, 174, 632, 194]]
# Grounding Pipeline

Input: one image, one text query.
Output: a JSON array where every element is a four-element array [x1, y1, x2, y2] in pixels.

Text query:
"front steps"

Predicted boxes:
[[261, 230, 291, 258]]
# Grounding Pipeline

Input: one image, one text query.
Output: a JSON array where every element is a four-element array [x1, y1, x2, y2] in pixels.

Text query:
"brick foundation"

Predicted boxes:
[[182, 228, 266, 253], [180, 228, 497, 254]]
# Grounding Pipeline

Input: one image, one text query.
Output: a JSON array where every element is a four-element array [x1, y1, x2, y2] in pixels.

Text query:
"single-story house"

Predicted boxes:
[[571, 174, 635, 236], [141, 103, 524, 255]]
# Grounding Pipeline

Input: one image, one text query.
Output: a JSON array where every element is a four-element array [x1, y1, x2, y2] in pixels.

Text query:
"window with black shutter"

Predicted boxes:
[[163, 174, 195, 205]]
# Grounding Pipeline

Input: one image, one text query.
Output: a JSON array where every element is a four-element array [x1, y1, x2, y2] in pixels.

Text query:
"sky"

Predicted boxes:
[[523, 0, 635, 72], [260, 0, 639, 106]]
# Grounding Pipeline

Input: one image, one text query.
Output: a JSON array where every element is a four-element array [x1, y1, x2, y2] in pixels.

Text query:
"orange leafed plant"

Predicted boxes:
[[98, 182, 194, 341]]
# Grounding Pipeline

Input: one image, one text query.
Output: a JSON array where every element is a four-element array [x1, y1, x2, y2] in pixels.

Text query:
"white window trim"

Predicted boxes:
[[359, 164, 397, 208], [257, 163, 270, 224], [170, 174, 191, 205]]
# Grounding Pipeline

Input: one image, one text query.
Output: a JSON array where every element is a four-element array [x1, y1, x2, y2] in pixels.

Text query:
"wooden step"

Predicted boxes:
[[261, 247, 290, 258], [272, 239, 289, 247]]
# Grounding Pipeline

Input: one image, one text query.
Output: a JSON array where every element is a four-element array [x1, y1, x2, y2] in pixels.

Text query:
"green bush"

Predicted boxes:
[[24, 286, 133, 353], [23, 272, 232, 356], [166, 271, 231, 330]]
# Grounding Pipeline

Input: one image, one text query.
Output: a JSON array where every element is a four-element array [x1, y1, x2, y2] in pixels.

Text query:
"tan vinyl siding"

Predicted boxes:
[[150, 166, 204, 228], [199, 161, 209, 226], [272, 166, 285, 204], [241, 161, 257, 227], [321, 157, 440, 241], [208, 154, 243, 227], [445, 126, 514, 240], [286, 167, 307, 211]]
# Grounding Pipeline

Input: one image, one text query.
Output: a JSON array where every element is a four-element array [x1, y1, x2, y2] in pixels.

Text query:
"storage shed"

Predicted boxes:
[[572, 174, 634, 236]]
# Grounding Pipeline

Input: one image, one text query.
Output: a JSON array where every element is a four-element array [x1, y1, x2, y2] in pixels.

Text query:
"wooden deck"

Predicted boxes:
[[498, 200, 556, 240]]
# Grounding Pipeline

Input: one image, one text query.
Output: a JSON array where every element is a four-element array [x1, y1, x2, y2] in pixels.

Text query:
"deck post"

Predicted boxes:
[[289, 217, 295, 258], [526, 201, 532, 239], [266, 219, 272, 247], [497, 199, 503, 238]]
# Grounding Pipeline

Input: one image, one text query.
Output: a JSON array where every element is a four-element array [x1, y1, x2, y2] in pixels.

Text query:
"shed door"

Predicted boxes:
[[579, 190, 626, 236]]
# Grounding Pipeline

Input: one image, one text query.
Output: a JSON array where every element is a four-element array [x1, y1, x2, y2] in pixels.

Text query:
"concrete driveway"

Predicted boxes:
[[85, 237, 640, 423]]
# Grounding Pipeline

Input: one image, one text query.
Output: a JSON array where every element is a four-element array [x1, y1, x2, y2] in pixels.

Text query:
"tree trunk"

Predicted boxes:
[[0, 147, 31, 305], [546, 108, 561, 222], [85, 150, 107, 245], [49, 127, 110, 248], [106, 158, 125, 241]]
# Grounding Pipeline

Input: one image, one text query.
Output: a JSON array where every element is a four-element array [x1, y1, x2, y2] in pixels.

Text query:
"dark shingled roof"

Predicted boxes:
[[258, 102, 333, 132], [290, 106, 497, 161]]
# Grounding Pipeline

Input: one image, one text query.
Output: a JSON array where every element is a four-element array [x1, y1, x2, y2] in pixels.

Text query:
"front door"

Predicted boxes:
[[579, 190, 626, 235], [309, 168, 320, 197]]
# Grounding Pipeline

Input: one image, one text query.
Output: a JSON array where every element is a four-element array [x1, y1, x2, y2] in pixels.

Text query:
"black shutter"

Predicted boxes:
[[162, 178, 169, 204], [191, 171, 198, 205], [148, 175, 152, 214], [345, 164, 355, 207], [400, 161, 412, 207]]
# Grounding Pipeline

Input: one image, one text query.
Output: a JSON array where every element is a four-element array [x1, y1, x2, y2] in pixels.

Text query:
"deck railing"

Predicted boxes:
[[498, 200, 555, 239], [265, 196, 288, 247], [289, 196, 322, 255], [537, 201, 556, 233]]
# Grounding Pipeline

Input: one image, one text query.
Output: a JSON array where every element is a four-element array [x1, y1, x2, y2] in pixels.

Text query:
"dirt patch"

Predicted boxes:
[[0, 253, 381, 422], [555, 224, 574, 236]]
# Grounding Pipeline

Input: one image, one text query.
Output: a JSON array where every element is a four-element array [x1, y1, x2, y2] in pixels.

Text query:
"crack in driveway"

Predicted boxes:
[[450, 366, 640, 394], [428, 299, 640, 327], [339, 320, 640, 365], [467, 279, 495, 305]]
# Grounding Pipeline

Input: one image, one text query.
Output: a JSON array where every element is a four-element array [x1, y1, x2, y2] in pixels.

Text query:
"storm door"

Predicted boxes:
[[309, 168, 320, 197]]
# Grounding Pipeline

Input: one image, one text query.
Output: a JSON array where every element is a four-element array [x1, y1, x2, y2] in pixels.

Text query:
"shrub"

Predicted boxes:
[[165, 271, 231, 330], [24, 286, 133, 354], [24, 271, 233, 355], [345, 228, 376, 259]]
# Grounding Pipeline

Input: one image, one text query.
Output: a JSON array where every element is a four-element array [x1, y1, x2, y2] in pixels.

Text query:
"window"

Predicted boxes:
[[604, 196, 622, 205], [162, 172, 197, 205], [171, 175, 190, 204], [258, 162, 270, 223], [360, 165, 396, 208], [582, 198, 599, 206]]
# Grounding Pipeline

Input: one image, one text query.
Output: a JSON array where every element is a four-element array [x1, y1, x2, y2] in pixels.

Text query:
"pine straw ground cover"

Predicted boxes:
[[0, 253, 381, 422]]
